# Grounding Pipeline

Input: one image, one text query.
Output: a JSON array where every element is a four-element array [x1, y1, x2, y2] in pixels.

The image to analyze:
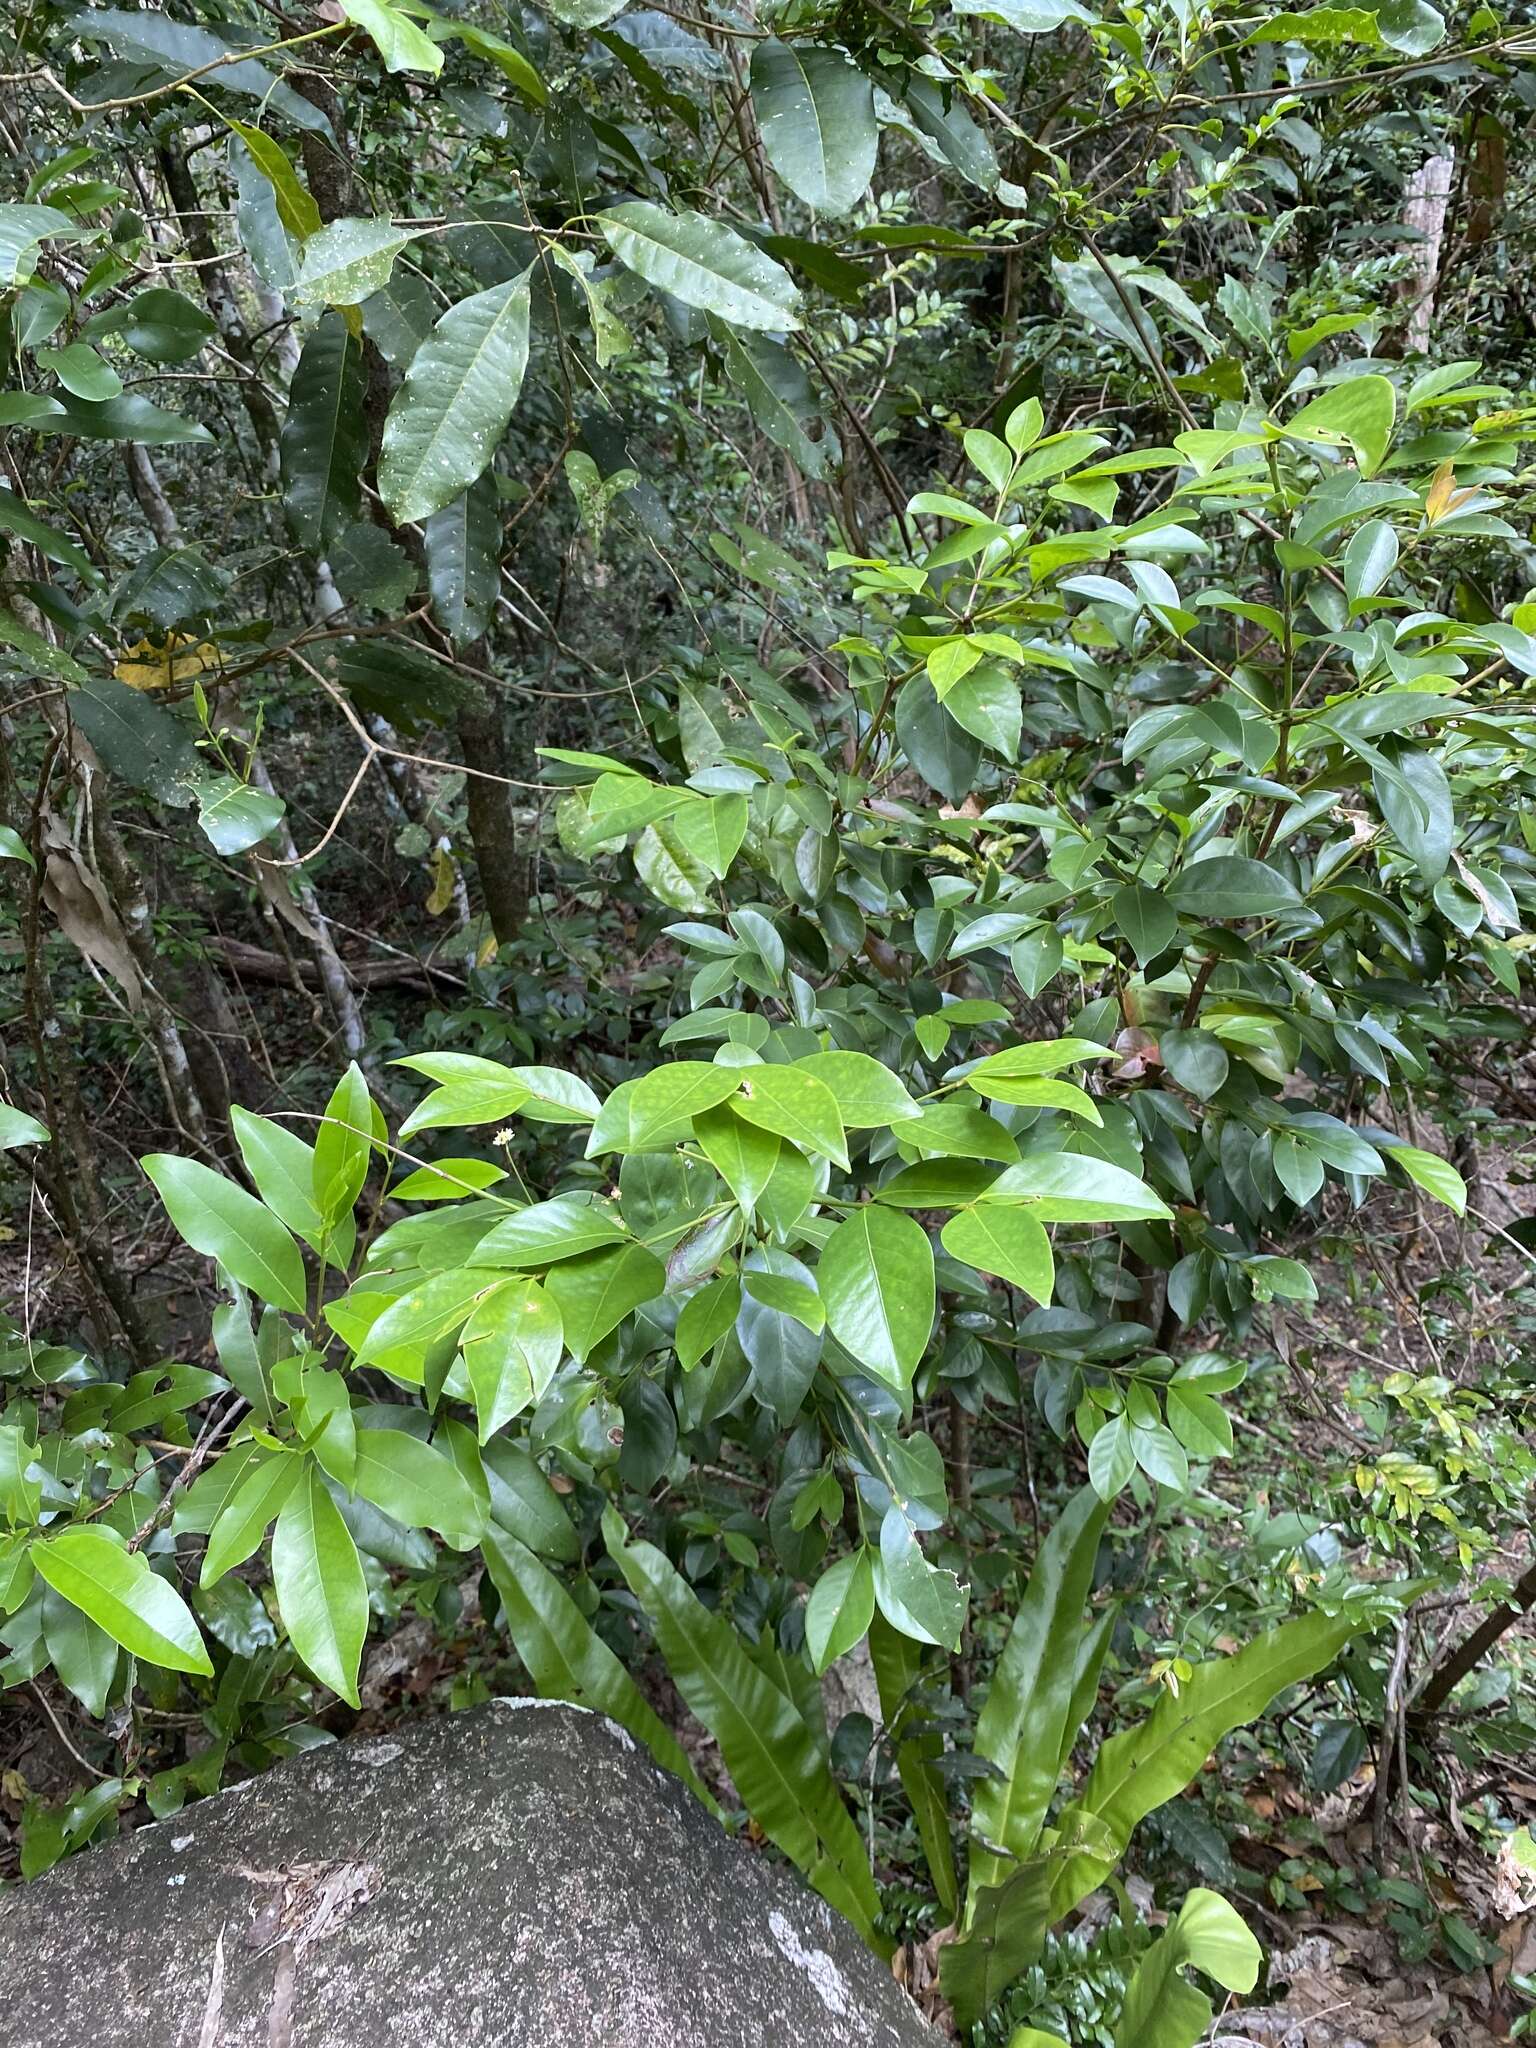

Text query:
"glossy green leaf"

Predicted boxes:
[[272, 1462, 368, 1706], [143, 1155, 307, 1311], [731, 1065, 847, 1168], [34, 1527, 211, 1675], [201, 1452, 302, 1587], [424, 474, 500, 640], [292, 218, 421, 311], [694, 1104, 781, 1212], [1382, 1141, 1466, 1215], [340, 0, 444, 73], [380, 277, 532, 524], [1113, 884, 1179, 965], [985, 1155, 1172, 1223], [230, 1109, 353, 1267], [540, 1243, 666, 1361], [460, 1277, 563, 1439], [941, 1204, 1054, 1305], [600, 202, 801, 333], [969, 1486, 1107, 1897], [793, 1051, 921, 1127], [1053, 1611, 1363, 1916], [1113, 1889, 1261, 2048], [481, 1527, 713, 1801], [475, 1194, 630, 1267], [350, 1428, 483, 1545], [1167, 855, 1303, 920], [805, 1548, 876, 1674], [0, 1105, 49, 1149], [280, 313, 367, 550], [819, 1205, 934, 1388], [313, 1062, 373, 1233], [749, 42, 878, 216], [1283, 375, 1396, 476]]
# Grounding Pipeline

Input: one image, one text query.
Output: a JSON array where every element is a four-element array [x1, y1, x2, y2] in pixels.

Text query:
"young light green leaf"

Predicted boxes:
[[201, 1452, 302, 1587], [804, 1547, 876, 1674], [34, 1527, 211, 1675], [339, 0, 444, 73], [1382, 1141, 1466, 1215], [1112, 1889, 1261, 2048], [941, 1204, 1054, 1305], [143, 1155, 307, 1311], [272, 1462, 368, 1706], [460, 1277, 563, 1440]]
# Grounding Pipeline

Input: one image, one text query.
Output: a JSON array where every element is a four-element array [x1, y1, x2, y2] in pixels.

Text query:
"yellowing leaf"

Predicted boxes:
[[113, 633, 219, 691]]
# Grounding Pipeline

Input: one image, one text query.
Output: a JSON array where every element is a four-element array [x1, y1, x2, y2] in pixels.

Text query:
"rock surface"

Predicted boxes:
[[0, 1698, 940, 2048]]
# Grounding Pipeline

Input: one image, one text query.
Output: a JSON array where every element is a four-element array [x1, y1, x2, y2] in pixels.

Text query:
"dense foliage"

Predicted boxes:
[[3, 0, 1536, 2037]]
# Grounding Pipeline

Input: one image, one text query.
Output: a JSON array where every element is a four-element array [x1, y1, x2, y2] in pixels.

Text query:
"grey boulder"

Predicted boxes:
[[0, 1698, 940, 2047]]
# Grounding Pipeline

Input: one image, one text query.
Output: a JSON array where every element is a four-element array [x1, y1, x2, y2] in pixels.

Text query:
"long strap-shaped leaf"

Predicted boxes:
[[1050, 1610, 1360, 1917], [481, 1526, 714, 1812], [604, 1508, 884, 1949], [968, 1484, 1107, 1907], [869, 1612, 958, 1919]]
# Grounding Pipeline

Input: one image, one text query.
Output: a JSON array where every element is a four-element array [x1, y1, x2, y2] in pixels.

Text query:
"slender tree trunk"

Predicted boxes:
[[457, 693, 529, 943], [1400, 152, 1455, 352], [1413, 1552, 1536, 1721]]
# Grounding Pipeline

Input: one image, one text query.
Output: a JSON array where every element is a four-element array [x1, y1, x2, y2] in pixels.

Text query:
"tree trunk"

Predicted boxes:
[[457, 695, 529, 944]]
